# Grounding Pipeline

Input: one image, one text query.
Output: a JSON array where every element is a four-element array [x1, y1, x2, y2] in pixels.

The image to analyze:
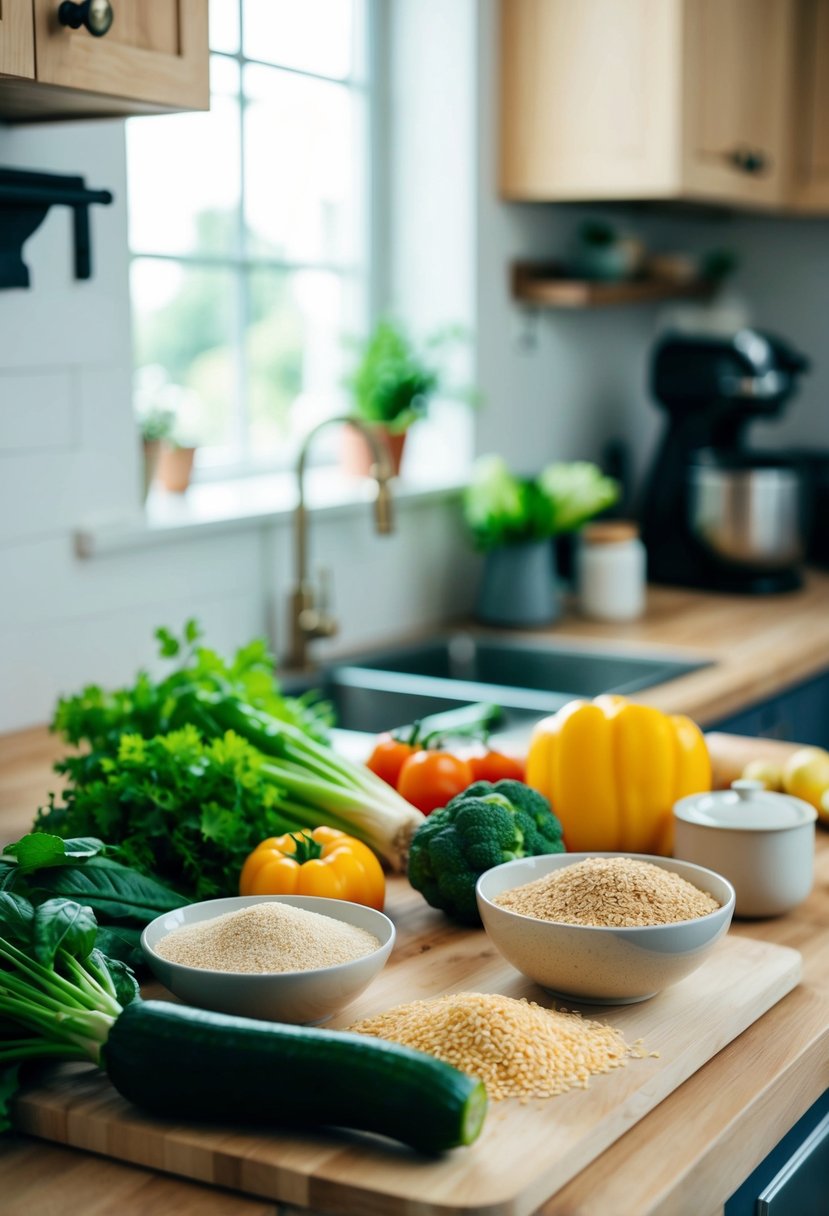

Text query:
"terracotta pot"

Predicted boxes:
[[340, 425, 406, 478], [142, 438, 161, 500], [157, 445, 196, 494]]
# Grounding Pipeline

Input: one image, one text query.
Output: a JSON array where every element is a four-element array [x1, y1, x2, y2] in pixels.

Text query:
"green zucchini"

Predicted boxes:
[[102, 999, 487, 1153]]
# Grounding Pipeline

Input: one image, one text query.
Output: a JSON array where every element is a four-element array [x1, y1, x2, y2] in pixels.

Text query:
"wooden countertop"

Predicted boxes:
[[1, 726, 829, 1215], [517, 568, 829, 726]]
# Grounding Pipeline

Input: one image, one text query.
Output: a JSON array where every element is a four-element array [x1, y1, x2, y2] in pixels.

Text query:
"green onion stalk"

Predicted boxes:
[[188, 693, 426, 871]]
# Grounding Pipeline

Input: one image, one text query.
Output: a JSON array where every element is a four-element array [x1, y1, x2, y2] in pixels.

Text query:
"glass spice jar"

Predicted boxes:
[[577, 521, 646, 621]]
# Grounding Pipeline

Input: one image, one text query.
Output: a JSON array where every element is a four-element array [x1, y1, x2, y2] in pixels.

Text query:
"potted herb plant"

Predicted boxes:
[[463, 456, 619, 626], [343, 318, 468, 477], [137, 406, 175, 500]]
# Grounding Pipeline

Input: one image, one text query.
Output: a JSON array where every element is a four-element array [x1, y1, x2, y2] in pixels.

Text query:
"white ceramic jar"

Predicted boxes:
[[673, 779, 817, 918], [577, 521, 646, 621]]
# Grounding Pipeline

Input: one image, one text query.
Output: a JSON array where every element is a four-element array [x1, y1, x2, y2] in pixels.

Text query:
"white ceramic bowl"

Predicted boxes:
[[141, 895, 395, 1024], [673, 780, 817, 918], [476, 852, 735, 1005]]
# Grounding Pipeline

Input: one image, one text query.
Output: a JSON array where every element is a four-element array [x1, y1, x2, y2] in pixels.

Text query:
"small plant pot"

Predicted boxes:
[[340, 425, 406, 478], [142, 438, 161, 500], [157, 445, 196, 494]]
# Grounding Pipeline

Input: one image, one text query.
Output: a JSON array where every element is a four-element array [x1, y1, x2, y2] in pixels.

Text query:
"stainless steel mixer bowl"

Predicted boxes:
[[688, 458, 804, 570]]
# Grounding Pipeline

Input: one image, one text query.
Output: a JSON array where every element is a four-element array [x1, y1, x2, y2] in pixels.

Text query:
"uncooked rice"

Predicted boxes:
[[494, 856, 720, 927], [155, 902, 380, 973], [349, 991, 646, 1100]]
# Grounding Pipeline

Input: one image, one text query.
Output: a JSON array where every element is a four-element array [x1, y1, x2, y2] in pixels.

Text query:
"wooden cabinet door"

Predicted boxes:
[[32, 0, 208, 112], [0, 0, 34, 78], [791, 0, 829, 209], [499, 0, 682, 200], [681, 0, 796, 206]]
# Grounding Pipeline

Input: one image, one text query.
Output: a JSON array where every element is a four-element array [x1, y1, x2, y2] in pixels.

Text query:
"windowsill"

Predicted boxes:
[[74, 468, 466, 558]]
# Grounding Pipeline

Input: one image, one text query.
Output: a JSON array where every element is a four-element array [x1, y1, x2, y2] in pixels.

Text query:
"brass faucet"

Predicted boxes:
[[288, 415, 395, 670]]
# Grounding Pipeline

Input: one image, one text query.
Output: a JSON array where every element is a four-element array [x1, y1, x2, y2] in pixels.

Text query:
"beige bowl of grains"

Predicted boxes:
[[142, 895, 395, 1024], [476, 853, 735, 1005]]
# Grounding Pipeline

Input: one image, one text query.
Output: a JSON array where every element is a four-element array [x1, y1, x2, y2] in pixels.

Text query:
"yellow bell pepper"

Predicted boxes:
[[525, 695, 711, 855], [239, 826, 386, 910]]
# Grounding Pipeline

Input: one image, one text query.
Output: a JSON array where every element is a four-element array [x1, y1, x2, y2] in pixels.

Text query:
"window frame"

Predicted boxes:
[[127, 0, 382, 483]]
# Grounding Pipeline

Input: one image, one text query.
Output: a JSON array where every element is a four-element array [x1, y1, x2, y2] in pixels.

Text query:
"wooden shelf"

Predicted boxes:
[[511, 261, 717, 309]]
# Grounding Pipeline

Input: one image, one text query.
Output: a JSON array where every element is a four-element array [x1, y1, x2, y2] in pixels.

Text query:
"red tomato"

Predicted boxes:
[[468, 751, 526, 783], [397, 750, 474, 815], [366, 735, 418, 788]]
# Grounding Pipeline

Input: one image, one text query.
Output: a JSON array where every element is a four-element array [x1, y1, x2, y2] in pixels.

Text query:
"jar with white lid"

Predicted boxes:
[[577, 521, 646, 621]]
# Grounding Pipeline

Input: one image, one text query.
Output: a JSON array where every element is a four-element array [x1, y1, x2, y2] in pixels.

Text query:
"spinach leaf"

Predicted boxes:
[[86, 948, 140, 1008], [0, 892, 34, 945], [92, 925, 143, 969], [25, 857, 189, 923], [2, 833, 103, 873], [32, 899, 97, 968]]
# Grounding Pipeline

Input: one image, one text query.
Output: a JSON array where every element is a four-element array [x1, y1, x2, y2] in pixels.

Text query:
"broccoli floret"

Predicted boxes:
[[407, 779, 565, 925]]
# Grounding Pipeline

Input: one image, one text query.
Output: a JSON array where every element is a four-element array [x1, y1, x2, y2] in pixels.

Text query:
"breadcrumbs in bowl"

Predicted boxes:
[[142, 895, 395, 1024], [476, 853, 735, 1005]]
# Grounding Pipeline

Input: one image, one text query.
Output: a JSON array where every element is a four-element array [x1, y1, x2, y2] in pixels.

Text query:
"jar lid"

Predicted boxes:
[[583, 520, 639, 545], [674, 779, 817, 831]]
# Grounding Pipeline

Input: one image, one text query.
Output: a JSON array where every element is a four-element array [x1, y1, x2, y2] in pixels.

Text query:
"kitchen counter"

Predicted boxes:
[[2, 575, 829, 1215], [518, 569, 829, 728]]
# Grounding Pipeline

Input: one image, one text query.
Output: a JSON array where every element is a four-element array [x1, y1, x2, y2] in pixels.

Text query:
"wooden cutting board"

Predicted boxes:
[[12, 884, 801, 1216]]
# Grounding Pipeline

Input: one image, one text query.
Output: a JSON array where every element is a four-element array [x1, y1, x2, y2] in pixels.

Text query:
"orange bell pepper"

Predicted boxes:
[[239, 826, 385, 910], [525, 694, 711, 855]]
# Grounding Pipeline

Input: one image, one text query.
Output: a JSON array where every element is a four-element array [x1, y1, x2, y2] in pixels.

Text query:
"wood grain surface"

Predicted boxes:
[[9, 902, 801, 1216]]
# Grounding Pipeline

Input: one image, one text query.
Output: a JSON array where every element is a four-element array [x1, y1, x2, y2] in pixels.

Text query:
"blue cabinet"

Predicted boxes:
[[709, 670, 829, 748]]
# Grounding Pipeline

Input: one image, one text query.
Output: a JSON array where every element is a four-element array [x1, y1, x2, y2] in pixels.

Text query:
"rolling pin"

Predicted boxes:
[[704, 733, 802, 790]]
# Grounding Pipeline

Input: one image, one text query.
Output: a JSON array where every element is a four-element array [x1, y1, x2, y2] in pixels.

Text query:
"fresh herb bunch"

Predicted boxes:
[[0, 892, 138, 1131], [37, 728, 309, 902], [346, 318, 475, 433], [463, 455, 619, 552], [53, 619, 332, 754]]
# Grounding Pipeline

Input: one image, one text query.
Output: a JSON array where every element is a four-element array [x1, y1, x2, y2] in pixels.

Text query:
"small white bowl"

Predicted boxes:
[[674, 780, 817, 918], [141, 895, 395, 1024], [476, 853, 735, 1005]]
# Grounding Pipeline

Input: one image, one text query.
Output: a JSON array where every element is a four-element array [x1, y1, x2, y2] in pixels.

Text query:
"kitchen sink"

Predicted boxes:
[[286, 633, 711, 738]]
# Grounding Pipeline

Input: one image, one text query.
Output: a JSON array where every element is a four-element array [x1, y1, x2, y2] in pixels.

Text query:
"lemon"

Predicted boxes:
[[741, 758, 784, 791], [782, 746, 829, 821]]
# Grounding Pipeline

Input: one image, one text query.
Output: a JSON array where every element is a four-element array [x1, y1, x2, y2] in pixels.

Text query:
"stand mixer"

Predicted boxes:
[[640, 329, 810, 594]]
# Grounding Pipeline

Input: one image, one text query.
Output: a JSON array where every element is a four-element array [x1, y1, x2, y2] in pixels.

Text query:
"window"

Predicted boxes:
[[127, 0, 371, 476]]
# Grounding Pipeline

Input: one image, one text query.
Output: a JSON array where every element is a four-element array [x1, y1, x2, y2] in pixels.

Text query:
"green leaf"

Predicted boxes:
[[184, 618, 202, 645], [33, 899, 97, 967], [2, 833, 104, 873], [26, 858, 188, 923], [154, 626, 180, 658], [86, 948, 140, 1008], [0, 1064, 21, 1133], [0, 892, 34, 944], [92, 926, 143, 970]]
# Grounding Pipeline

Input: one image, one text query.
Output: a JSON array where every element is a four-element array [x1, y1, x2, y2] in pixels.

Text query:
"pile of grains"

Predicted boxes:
[[155, 902, 380, 973], [349, 992, 645, 1100], [494, 856, 720, 927]]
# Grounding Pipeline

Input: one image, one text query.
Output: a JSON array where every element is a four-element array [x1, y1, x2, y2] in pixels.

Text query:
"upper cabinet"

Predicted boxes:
[[0, 0, 35, 80], [0, 0, 208, 120], [499, 0, 829, 213]]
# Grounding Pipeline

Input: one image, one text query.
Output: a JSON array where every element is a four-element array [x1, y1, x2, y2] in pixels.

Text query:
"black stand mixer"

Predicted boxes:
[[640, 330, 810, 594]]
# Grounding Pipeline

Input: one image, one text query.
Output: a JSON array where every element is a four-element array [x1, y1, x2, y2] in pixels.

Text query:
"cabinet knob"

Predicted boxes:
[[58, 0, 114, 37], [728, 147, 769, 175]]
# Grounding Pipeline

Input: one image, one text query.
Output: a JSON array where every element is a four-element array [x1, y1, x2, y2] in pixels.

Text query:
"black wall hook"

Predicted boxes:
[[0, 167, 113, 289]]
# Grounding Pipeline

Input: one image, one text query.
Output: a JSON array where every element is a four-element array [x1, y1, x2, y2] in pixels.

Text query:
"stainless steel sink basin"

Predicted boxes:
[[347, 634, 707, 700], [286, 633, 710, 737]]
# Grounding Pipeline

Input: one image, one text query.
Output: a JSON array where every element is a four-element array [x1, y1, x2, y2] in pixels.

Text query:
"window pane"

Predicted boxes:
[[244, 65, 363, 265], [243, 0, 356, 78], [245, 269, 349, 461], [127, 57, 241, 257], [132, 260, 241, 457], [209, 0, 240, 54]]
